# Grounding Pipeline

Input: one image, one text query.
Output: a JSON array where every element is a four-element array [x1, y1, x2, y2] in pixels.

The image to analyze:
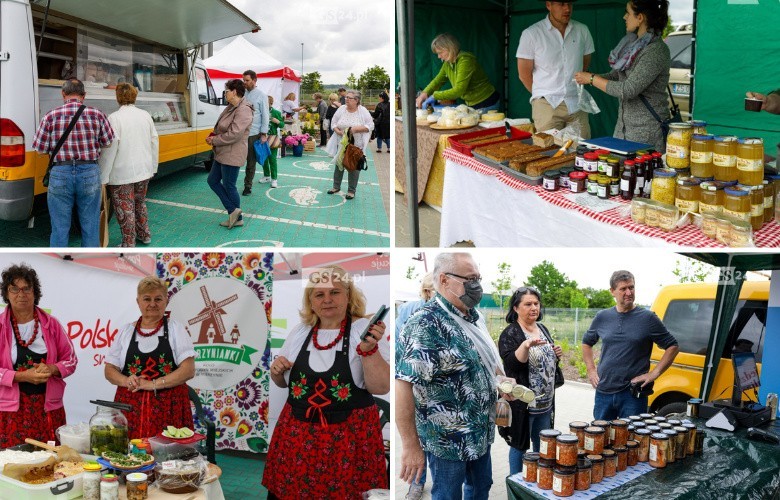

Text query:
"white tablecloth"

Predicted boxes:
[[440, 159, 673, 248]]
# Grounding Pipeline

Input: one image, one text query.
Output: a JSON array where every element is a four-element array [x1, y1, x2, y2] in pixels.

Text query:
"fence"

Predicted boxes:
[[299, 88, 386, 109], [481, 307, 606, 343]]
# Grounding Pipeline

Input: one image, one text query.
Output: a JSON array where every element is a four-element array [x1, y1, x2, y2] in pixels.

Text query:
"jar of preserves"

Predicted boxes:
[[626, 440, 639, 466], [653, 415, 667, 423], [556, 434, 579, 466], [583, 152, 599, 173], [694, 430, 706, 456], [575, 146, 589, 170], [597, 175, 610, 199], [691, 120, 708, 135], [602, 449, 617, 477], [714, 136, 738, 181], [634, 428, 652, 462], [90, 405, 129, 456], [537, 459, 555, 489], [701, 213, 718, 239], [569, 421, 589, 448], [610, 178, 620, 196], [729, 219, 753, 247], [673, 426, 688, 460], [559, 167, 574, 189], [639, 413, 654, 420], [587, 454, 604, 483], [613, 446, 628, 472], [83, 462, 102, 500], [522, 452, 540, 483], [100, 474, 119, 500], [683, 423, 697, 456], [645, 203, 659, 227], [575, 459, 592, 491], [606, 157, 622, 178], [662, 429, 678, 463], [610, 419, 629, 448], [737, 138, 764, 186], [649, 433, 669, 468], [690, 134, 714, 178], [620, 163, 636, 200], [742, 183, 765, 231], [657, 422, 672, 431], [651, 168, 677, 205], [764, 179, 774, 223], [699, 181, 727, 215], [539, 429, 562, 459], [666, 122, 693, 169], [597, 154, 610, 175], [569, 171, 588, 193], [631, 198, 648, 224], [723, 187, 751, 222], [584, 426, 606, 454], [126, 472, 148, 500], [587, 174, 600, 195], [675, 177, 701, 213], [715, 215, 732, 245], [552, 467, 576, 497], [657, 203, 679, 232], [544, 170, 561, 191], [631, 422, 647, 440]]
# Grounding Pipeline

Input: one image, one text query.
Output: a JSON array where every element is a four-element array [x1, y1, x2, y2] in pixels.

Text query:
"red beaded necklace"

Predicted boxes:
[[11, 309, 39, 348], [311, 317, 347, 350], [135, 316, 164, 338]]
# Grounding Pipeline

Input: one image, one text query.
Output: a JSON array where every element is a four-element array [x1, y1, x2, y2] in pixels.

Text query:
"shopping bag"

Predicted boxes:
[[254, 139, 272, 166]]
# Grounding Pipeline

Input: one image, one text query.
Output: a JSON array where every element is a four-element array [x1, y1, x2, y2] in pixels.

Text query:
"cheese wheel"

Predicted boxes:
[[481, 111, 505, 122]]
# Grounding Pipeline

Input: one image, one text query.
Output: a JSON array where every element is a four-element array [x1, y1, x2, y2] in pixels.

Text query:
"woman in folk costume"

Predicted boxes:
[[104, 276, 196, 438]]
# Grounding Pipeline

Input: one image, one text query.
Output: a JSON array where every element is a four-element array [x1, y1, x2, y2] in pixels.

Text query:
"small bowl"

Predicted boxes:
[[745, 97, 763, 112]]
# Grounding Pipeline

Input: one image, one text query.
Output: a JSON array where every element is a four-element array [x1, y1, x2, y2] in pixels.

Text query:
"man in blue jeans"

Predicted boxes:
[[397, 253, 505, 500], [32, 78, 114, 247], [582, 270, 679, 420]]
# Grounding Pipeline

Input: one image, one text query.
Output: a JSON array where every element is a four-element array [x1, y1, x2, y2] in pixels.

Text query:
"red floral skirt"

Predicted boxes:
[[262, 403, 387, 499], [0, 392, 66, 448], [114, 384, 193, 439]]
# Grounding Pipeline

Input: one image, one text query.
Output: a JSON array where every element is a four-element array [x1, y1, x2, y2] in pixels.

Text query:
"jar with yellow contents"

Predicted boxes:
[[763, 179, 774, 223], [689, 135, 714, 178], [736, 138, 764, 186], [699, 181, 724, 215], [666, 123, 693, 169], [675, 177, 701, 213], [723, 187, 751, 222], [651, 168, 677, 205], [713, 136, 738, 181], [739, 183, 765, 231], [690, 120, 708, 135]]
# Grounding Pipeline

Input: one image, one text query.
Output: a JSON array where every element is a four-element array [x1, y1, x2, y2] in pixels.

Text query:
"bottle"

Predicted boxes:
[[620, 163, 636, 200], [635, 158, 646, 193], [767, 393, 778, 421]]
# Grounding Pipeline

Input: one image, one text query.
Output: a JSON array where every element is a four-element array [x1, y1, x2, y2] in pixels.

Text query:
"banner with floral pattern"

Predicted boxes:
[[159, 252, 273, 453]]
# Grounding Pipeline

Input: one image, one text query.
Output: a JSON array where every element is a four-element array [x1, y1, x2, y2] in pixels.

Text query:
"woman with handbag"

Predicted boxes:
[[498, 286, 563, 475], [325, 90, 374, 200], [260, 95, 284, 188], [372, 91, 391, 153], [574, 0, 671, 151], [324, 93, 340, 138]]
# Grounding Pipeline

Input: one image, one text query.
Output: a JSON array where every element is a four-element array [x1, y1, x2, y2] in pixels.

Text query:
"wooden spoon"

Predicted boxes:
[[24, 438, 59, 452]]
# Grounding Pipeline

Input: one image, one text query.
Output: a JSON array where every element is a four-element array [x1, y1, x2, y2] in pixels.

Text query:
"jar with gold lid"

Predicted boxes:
[[736, 138, 764, 186], [666, 122, 693, 169], [587, 174, 600, 196], [714, 136, 738, 181], [689, 134, 714, 178]]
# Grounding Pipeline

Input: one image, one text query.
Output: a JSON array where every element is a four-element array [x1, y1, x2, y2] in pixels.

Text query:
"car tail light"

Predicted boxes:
[[0, 119, 26, 167]]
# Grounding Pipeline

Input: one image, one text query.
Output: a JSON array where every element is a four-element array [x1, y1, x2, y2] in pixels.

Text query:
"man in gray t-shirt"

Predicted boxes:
[[582, 270, 679, 420]]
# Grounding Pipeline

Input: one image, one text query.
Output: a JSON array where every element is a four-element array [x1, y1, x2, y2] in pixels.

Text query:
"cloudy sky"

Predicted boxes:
[[669, 0, 694, 26], [222, 0, 393, 85]]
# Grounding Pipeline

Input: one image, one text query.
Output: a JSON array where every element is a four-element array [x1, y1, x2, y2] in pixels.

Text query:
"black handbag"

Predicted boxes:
[[639, 85, 682, 149], [539, 323, 565, 388]]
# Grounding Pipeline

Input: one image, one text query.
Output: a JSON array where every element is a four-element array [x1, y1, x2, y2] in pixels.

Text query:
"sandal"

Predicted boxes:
[[327, 188, 340, 195], [345, 192, 355, 200]]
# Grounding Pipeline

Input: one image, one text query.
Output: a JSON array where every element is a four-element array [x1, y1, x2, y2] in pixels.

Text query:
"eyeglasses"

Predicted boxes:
[[514, 286, 539, 296], [8, 285, 33, 295], [345, 96, 358, 101], [446, 273, 481, 283]]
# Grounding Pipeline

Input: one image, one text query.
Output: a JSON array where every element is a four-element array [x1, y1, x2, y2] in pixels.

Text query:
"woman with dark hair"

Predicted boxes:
[[206, 78, 253, 229], [372, 91, 391, 153], [497, 286, 563, 476], [0, 264, 78, 448], [574, 0, 671, 151]]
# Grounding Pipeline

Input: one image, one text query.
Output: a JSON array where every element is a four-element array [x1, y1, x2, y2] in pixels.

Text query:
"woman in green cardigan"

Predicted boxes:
[[261, 95, 284, 188], [415, 33, 500, 111]]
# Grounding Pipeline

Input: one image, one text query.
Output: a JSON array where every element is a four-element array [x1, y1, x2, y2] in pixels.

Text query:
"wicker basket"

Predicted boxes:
[[304, 139, 316, 152]]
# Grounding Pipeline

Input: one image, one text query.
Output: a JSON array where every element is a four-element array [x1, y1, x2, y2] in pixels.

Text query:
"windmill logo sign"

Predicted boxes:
[[170, 276, 268, 390]]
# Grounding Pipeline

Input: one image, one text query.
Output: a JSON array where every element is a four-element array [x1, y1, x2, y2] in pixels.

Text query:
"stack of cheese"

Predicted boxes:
[[437, 105, 480, 128]]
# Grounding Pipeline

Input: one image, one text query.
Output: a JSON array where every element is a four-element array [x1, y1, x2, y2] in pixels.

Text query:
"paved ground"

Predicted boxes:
[[394, 192, 473, 248], [393, 380, 596, 499], [0, 145, 390, 248]]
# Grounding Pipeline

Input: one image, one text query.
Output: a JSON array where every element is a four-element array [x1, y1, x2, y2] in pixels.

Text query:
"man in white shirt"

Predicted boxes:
[[517, 1, 594, 137]]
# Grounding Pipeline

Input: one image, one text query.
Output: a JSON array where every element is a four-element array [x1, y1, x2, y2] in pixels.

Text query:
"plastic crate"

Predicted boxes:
[[448, 127, 532, 157]]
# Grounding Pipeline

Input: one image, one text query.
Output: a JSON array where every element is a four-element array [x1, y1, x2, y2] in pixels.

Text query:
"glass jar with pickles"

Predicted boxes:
[[723, 187, 751, 222], [736, 138, 764, 186], [89, 406, 129, 455], [689, 134, 714, 178], [675, 177, 701, 213], [714, 136, 738, 181], [666, 122, 693, 169], [651, 168, 677, 205]]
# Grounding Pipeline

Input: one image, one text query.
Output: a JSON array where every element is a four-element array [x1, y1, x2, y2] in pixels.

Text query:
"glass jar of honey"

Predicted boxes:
[[675, 177, 701, 213], [729, 219, 754, 247], [763, 179, 774, 223], [689, 134, 714, 178], [666, 122, 693, 169], [715, 215, 732, 245], [691, 120, 708, 135], [713, 136, 738, 181], [699, 181, 729, 215], [701, 213, 718, 239], [723, 187, 751, 222], [736, 138, 764, 186], [739, 183, 765, 231]]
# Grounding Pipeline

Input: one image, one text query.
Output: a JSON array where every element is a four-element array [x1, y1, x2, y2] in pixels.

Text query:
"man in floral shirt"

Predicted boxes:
[[397, 252, 502, 500]]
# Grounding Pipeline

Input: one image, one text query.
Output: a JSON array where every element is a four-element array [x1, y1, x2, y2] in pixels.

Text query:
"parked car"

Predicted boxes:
[[665, 25, 693, 120]]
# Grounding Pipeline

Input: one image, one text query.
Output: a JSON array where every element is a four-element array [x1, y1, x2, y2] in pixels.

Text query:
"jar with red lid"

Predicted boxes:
[[649, 433, 669, 468], [569, 171, 588, 193], [556, 434, 579, 466], [583, 426, 605, 454], [610, 419, 629, 448], [587, 454, 604, 483], [539, 429, 561, 460], [522, 452, 540, 483], [583, 153, 599, 173], [537, 459, 555, 489], [602, 449, 617, 477], [575, 459, 592, 491], [626, 440, 639, 466], [613, 446, 628, 471], [569, 421, 588, 448], [552, 467, 576, 497]]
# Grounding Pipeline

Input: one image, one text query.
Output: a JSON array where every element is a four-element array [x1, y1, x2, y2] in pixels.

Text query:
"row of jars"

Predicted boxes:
[[666, 122, 765, 186], [520, 416, 705, 497]]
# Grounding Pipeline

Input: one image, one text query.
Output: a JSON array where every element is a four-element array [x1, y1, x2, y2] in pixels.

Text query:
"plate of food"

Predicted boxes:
[[162, 426, 195, 440], [100, 451, 155, 470]]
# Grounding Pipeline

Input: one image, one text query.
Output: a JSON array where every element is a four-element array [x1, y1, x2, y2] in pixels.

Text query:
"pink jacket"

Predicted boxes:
[[0, 307, 78, 412]]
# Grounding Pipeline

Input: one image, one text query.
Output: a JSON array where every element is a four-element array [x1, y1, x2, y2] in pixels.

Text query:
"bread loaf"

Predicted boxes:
[[525, 154, 576, 176], [532, 133, 555, 148]]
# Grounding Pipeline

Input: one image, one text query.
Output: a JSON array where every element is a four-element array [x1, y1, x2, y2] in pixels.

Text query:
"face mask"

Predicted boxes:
[[449, 280, 483, 309]]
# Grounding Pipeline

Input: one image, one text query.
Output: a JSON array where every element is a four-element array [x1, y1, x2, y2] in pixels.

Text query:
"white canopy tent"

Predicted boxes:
[[204, 36, 301, 110]]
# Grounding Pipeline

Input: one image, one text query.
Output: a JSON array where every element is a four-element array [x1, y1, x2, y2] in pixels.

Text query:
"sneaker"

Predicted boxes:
[[405, 482, 424, 500], [258, 176, 271, 184], [242, 187, 252, 196], [220, 219, 244, 227], [228, 208, 242, 229], [271, 180, 278, 188]]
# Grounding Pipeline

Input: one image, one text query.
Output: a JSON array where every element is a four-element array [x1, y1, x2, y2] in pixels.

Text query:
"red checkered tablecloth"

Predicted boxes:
[[444, 147, 780, 248]]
